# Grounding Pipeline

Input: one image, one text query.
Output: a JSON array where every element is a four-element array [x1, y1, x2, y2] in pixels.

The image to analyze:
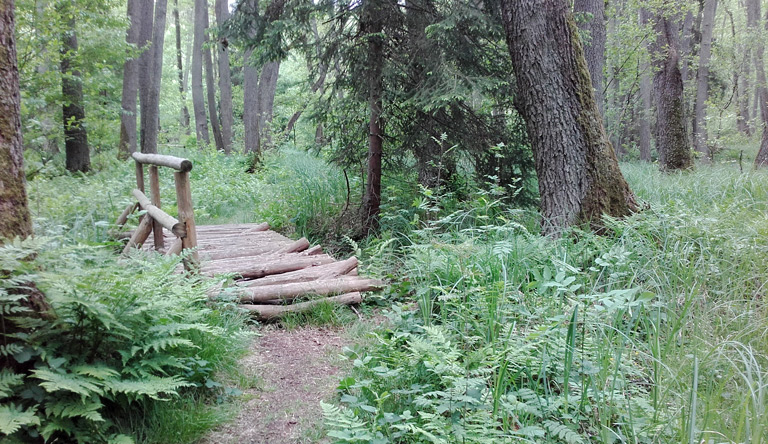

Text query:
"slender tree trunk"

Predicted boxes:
[[360, 0, 386, 233], [680, 8, 695, 85], [256, 61, 280, 149], [748, 0, 768, 166], [0, 0, 32, 240], [638, 8, 653, 161], [738, 47, 753, 136], [201, 2, 224, 152], [137, 0, 154, 149], [140, 0, 167, 155], [573, 0, 606, 116], [59, 1, 89, 172], [119, 0, 141, 160], [243, 48, 260, 154], [192, 0, 210, 145], [215, 0, 233, 153], [651, 8, 693, 171], [692, 0, 717, 158], [175, 0, 190, 133], [500, 0, 636, 235]]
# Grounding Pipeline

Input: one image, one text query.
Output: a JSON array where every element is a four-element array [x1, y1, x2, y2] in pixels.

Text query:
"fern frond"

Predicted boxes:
[[45, 398, 104, 422], [0, 403, 40, 435], [543, 420, 585, 444], [31, 368, 103, 398], [0, 369, 25, 399], [106, 375, 192, 400]]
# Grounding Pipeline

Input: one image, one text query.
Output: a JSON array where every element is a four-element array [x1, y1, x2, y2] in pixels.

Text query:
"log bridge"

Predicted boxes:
[[115, 152, 383, 320]]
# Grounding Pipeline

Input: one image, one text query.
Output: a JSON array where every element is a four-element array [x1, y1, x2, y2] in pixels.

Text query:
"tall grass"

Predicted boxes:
[[326, 162, 768, 443]]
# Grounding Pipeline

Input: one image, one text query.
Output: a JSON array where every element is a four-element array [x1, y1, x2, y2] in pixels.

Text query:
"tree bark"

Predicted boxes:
[[137, 0, 154, 151], [638, 8, 653, 162], [360, 0, 386, 234], [651, 9, 693, 171], [192, 0, 210, 145], [119, 0, 141, 160], [140, 0, 168, 155], [256, 61, 280, 149], [215, 0, 233, 153], [692, 0, 717, 158], [500, 0, 636, 235], [244, 48, 259, 154], [59, 0, 89, 172], [573, 0, 606, 116], [0, 0, 32, 240], [174, 0, 191, 133], [747, 0, 768, 166], [202, 2, 225, 152]]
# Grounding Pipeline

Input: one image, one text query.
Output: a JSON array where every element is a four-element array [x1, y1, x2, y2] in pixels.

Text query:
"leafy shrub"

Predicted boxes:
[[0, 238, 251, 443]]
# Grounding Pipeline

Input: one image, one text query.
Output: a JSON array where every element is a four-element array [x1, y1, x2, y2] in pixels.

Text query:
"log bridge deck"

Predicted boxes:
[[116, 153, 383, 320]]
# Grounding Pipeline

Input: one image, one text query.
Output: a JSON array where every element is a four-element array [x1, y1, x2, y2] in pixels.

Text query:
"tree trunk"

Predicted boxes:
[[573, 0, 606, 116], [0, 0, 32, 240], [174, 0, 190, 133], [119, 0, 141, 160], [140, 0, 168, 155], [215, 0, 233, 153], [192, 0, 210, 145], [679, 8, 695, 85], [638, 8, 653, 162], [137, 0, 154, 150], [747, 0, 768, 166], [651, 9, 693, 171], [360, 0, 386, 234], [256, 61, 280, 149], [692, 0, 717, 158], [202, 2, 225, 152], [60, 1, 89, 172], [243, 48, 260, 155], [500, 0, 636, 235], [737, 47, 753, 136]]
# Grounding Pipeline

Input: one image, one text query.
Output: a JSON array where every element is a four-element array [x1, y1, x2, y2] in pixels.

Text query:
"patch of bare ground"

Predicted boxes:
[[200, 326, 350, 444]]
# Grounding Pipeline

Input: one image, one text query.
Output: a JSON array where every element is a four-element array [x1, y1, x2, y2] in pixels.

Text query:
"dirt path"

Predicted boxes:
[[201, 326, 350, 444]]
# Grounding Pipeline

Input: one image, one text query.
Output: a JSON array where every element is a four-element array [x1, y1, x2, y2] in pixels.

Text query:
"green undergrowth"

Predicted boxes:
[[326, 162, 768, 443], [0, 238, 253, 443]]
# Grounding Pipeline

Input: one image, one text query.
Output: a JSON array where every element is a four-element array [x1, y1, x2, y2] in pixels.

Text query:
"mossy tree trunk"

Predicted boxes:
[[0, 0, 32, 240], [651, 8, 693, 171], [573, 0, 606, 117], [500, 0, 637, 235]]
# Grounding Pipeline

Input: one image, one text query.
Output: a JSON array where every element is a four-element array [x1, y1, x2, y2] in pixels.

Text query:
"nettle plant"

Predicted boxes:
[[0, 238, 249, 443]]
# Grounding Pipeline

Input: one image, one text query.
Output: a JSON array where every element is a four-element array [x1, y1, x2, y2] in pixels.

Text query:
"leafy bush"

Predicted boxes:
[[0, 238, 251, 443]]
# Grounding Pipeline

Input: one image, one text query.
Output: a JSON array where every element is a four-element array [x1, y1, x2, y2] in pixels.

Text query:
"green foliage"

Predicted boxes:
[[0, 238, 251, 443], [327, 163, 768, 443]]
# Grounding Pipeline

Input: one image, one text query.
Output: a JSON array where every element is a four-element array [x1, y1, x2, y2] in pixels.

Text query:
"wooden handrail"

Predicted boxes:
[[132, 189, 186, 237], [131, 152, 193, 172]]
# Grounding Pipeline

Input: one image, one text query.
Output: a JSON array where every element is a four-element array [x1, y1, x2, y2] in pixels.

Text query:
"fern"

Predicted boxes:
[[0, 403, 40, 435], [106, 375, 192, 400], [321, 402, 376, 442], [31, 368, 103, 398], [543, 420, 585, 444], [0, 369, 25, 399]]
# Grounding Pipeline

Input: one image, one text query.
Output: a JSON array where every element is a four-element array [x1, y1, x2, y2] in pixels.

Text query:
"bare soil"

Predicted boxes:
[[200, 326, 350, 444]]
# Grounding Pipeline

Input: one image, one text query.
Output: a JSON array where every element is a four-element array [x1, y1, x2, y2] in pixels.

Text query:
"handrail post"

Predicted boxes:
[[149, 166, 164, 250], [174, 171, 198, 271], [135, 161, 145, 192]]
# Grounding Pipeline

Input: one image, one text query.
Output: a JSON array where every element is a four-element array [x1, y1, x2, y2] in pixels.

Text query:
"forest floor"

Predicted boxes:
[[200, 325, 352, 444]]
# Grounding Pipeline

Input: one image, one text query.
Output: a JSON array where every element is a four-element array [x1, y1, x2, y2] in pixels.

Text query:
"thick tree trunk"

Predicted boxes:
[[747, 0, 768, 166], [174, 0, 190, 133], [500, 0, 636, 235], [651, 10, 693, 171], [692, 0, 717, 157], [638, 8, 653, 162], [0, 0, 32, 240], [360, 0, 386, 233], [202, 3, 225, 152], [215, 0, 233, 153], [60, 1, 89, 172], [119, 0, 141, 160], [256, 61, 280, 149], [192, 0, 210, 145], [140, 0, 168, 155], [573, 0, 606, 116]]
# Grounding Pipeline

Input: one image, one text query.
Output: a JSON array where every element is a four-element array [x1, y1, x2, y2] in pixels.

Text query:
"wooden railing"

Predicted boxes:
[[115, 152, 198, 271]]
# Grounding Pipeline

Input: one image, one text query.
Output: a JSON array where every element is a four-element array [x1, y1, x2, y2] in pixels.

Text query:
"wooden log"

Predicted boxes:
[[243, 257, 359, 288], [132, 152, 193, 172], [203, 254, 335, 279], [202, 245, 295, 261], [244, 222, 270, 232], [348, 268, 358, 276], [115, 203, 138, 227], [304, 245, 323, 256], [149, 166, 164, 250], [175, 171, 199, 271], [122, 216, 153, 255], [166, 238, 183, 256], [132, 189, 186, 237], [195, 223, 269, 232], [238, 277, 384, 303], [240, 292, 363, 321], [135, 162, 145, 193], [279, 237, 310, 254]]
